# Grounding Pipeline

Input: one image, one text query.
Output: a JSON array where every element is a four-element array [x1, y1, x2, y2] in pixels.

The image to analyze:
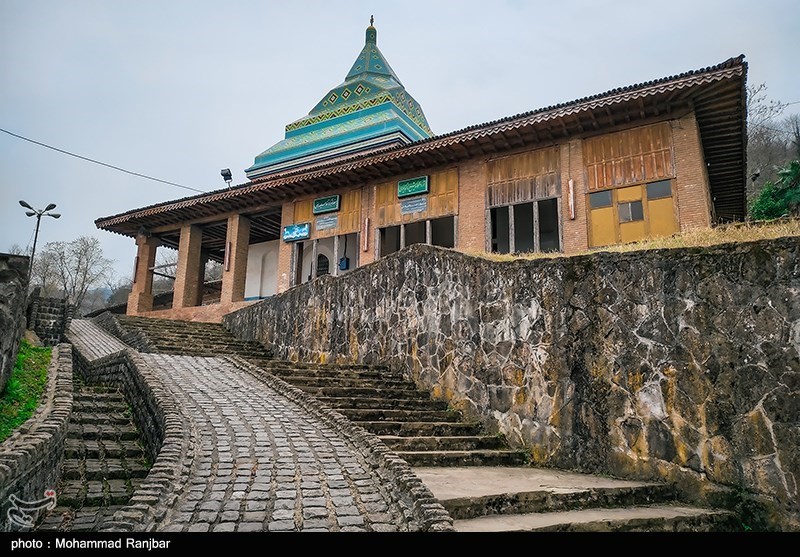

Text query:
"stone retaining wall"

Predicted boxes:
[[224, 238, 800, 529], [29, 296, 74, 346], [0, 253, 29, 393], [0, 344, 72, 531]]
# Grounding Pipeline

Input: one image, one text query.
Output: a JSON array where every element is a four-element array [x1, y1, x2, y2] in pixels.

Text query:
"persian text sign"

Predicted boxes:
[[400, 196, 428, 215], [312, 195, 341, 215], [397, 176, 429, 198], [315, 215, 339, 231], [282, 223, 310, 242]]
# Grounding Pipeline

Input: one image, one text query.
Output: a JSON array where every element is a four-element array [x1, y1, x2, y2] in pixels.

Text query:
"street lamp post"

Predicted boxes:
[[19, 200, 60, 284]]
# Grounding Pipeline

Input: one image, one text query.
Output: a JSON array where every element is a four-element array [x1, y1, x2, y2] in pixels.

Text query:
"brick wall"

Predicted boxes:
[[456, 159, 488, 253], [173, 225, 204, 309], [136, 300, 255, 324], [562, 140, 590, 253], [672, 112, 713, 230]]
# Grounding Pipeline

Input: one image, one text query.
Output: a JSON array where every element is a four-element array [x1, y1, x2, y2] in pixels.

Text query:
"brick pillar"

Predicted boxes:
[[457, 159, 487, 253], [127, 234, 159, 314], [276, 201, 294, 294], [173, 224, 204, 309], [562, 140, 589, 254], [221, 214, 250, 303], [673, 112, 713, 230]]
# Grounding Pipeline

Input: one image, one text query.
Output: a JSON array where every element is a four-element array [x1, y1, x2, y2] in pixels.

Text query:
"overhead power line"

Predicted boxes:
[[0, 127, 206, 194]]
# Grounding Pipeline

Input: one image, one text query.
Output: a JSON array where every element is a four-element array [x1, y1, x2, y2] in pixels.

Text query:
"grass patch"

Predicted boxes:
[[468, 218, 800, 262], [0, 340, 52, 442]]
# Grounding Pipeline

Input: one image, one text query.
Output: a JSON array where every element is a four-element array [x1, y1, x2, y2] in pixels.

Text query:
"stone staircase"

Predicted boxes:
[[116, 314, 527, 467], [110, 314, 740, 532], [37, 384, 150, 531]]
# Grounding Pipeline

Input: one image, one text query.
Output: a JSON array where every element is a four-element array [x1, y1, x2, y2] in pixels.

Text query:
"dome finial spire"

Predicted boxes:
[[365, 15, 377, 44]]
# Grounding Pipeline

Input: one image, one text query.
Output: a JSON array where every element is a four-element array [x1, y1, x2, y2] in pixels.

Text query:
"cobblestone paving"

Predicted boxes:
[[68, 319, 127, 361], [142, 354, 406, 532]]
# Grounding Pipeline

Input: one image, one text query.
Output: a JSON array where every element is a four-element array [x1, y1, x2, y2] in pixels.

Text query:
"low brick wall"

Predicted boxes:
[[0, 344, 73, 531], [0, 253, 29, 393], [224, 238, 800, 529], [135, 300, 255, 324], [90, 311, 154, 353], [227, 356, 454, 531]]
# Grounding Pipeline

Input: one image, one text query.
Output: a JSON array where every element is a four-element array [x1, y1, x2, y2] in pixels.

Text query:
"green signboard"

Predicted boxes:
[[282, 223, 310, 242], [397, 176, 429, 198], [312, 194, 341, 215]]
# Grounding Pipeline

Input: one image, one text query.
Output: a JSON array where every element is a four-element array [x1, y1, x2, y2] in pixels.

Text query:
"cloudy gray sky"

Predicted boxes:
[[2, 0, 798, 281]]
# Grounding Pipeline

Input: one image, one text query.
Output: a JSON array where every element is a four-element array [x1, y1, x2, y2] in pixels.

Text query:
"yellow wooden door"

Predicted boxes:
[[617, 185, 646, 243]]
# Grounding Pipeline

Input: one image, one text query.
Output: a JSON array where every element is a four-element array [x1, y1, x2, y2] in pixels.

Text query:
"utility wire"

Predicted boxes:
[[0, 127, 206, 194]]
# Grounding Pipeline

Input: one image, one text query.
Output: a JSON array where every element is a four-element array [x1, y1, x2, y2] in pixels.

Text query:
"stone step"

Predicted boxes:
[[358, 421, 484, 436], [276, 376, 415, 389], [452, 505, 739, 532], [251, 359, 386, 372], [317, 396, 448, 411], [396, 449, 529, 467], [67, 423, 140, 441], [36, 505, 127, 532], [57, 479, 139, 508], [62, 459, 150, 481], [72, 400, 129, 414], [264, 368, 405, 381], [74, 391, 126, 401], [64, 439, 145, 459], [294, 385, 432, 400], [440, 484, 680, 520], [380, 435, 508, 452], [71, 412, 132, 425], [336, 408, 461, 422]]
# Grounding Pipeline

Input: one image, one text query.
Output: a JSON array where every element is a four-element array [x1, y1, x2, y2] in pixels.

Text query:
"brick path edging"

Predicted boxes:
[[0, 344, 73, 532], [225, 355, 455, 532]]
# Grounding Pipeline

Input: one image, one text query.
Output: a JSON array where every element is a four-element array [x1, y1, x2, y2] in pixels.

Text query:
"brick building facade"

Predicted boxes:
[[96, 22, 747, 322]]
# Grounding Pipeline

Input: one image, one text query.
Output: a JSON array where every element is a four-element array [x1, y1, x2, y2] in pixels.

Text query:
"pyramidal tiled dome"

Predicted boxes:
[[245, 19, 433, 180]]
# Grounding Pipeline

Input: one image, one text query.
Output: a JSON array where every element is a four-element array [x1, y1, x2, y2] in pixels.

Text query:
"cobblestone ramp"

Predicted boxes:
[[143, 354, 407, 532], [117, 314, 529, 467], [37, 385, 150, 531]]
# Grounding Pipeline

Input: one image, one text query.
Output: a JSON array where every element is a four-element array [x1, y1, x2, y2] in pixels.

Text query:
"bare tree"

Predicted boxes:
[[6, 244, 29, 256], [34, 236, 115, 309], [786, 114, 800, 159], [150, 248, 223, 292], [746, 83, 796, 202]]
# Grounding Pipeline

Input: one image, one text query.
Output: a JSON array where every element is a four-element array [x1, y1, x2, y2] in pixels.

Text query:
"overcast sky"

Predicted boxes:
[[2, 0, 798, 282]]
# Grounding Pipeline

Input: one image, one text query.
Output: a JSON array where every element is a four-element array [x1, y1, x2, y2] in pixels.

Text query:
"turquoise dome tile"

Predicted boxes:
[[246, 20, 433, 179]]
